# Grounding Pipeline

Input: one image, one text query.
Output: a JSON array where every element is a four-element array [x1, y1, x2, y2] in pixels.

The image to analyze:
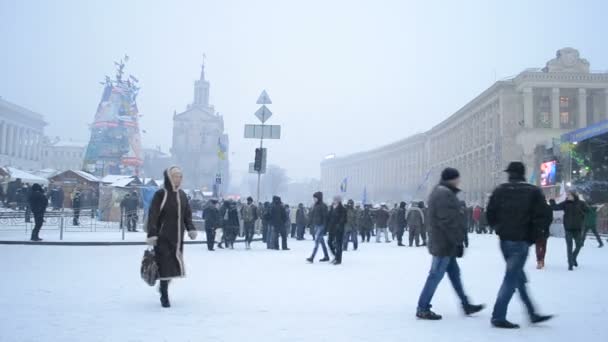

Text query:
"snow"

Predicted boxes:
[[1, 235, 607, 342], [2, 167, 49, 184]]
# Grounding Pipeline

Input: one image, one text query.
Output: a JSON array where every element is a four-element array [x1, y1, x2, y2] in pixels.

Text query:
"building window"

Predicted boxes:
[[560, 111, 570, 124], [559, 96, 569, 108]]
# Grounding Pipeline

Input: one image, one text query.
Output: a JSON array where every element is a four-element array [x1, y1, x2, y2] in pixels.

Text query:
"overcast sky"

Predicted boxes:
[[1, 0, 607, 182]]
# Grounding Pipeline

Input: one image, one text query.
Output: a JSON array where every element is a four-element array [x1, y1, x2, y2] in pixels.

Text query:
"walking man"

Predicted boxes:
[[241, 197, 258, 249], [416, 168, 484, 320], [203, 199, 220, 251], [307, 192, 330, 263], [343, 199, 358, 251], [486, 162, 554, 329], [327, 195, 347, 265], [28, 183, 48, 241]]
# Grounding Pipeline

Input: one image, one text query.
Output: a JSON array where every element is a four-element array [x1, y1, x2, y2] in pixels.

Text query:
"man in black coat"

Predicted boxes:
[[327, 195, 347, 265], [416, 168, 484, 321], [486, 162, 553, 329], [267, 196, 289, 250], [307, 191, 330, 262], [28, 183, 48, 241], [203, 199, 220, 251], [551, 191, 588, 270]]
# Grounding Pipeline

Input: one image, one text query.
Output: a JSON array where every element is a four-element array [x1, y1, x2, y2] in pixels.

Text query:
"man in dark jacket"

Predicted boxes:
[[375, 204, 391, 243], [203, 199, 220, 251], [552, 191, 588, 270], [395, 201, 407, 247], [295, 203, 307, 240], [407, 202, 425, 247], [486, 162, 553, 329], [72, 191, 81, 226], [307, 191, 330, 263], [359, 205, 374, 242], [416, 168, 484, 320], [327, 195, 347, 264], [28, 183, 48, 241], [267, 196, 289, 250], [343, 199, 358, 251]]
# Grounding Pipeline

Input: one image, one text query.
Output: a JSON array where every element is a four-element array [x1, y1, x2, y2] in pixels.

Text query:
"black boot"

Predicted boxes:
[[319, 257, 330, 262], [416, 309, 442, 320], [530, 314, 553, 324], [306, 257, 313, 263], [491, 320, 520, 329], [463, 303, 485, 316], [159, 280, 170, 308]]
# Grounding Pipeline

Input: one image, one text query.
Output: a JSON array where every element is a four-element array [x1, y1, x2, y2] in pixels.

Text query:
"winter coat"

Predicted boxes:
[[267, 196, 288, 228], [203, 204, 220, 230], [585, 206, 597, 230], [396, 207, 407, 228], [486, 179, 553, 243], [27, 184, 47, 216], [241, 203, 258, 223], [309, 192, 329, 226], [296, 207, 307, 226], [327, 203, 347, 233], [407, 207, 425, 229], [427, 182, 466, 257], [147, 169, 196, 279], [345, 206, 357, 231], [72, 195, 81, 209], [359, 209, 374, 231], [553, 199, 587, 231], [374, 208, 390, 228]]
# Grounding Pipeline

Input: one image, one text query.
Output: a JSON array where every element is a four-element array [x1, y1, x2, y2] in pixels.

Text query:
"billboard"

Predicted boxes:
[[540, 160, 557, 187]]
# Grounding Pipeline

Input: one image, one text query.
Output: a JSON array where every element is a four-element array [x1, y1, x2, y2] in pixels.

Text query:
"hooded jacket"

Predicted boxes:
[[309, 192, 328, 226], [28, 183, 48, 215]]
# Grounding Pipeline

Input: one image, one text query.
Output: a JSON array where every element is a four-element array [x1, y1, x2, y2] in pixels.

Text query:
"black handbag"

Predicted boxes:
[[140, 248, 159, 286]]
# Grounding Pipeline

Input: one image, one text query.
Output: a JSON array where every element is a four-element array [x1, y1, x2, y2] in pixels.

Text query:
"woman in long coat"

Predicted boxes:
[[146, 166, 197, 308]]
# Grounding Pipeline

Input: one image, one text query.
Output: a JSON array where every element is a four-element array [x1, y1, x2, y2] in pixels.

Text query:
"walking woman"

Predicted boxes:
[[146, 166, 198, 308], [551, 191, 588, 271]]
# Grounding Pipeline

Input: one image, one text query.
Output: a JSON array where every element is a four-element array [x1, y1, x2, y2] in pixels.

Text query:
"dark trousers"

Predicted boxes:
[[244, 221, 255, 244], [334, 228, 345, 262], [273, 225, 288, 250], [492, 240, 536, 321], [73, 209, 80, 226], [396, 226, 405, 245], [290, 223, 296, 238], [535, 237, 547, 262], [565, 230, 583, 267], [127, 213, 137, 231], [25, 206, 31, 223], [31, 213, 44, 240], [261, 221, 269, 242], [409, 226, 421, 246], [296, 224, 306, 240], [582, 225, 604, 247], [205, 228, 216, 250], [361, 230, 371, 242]]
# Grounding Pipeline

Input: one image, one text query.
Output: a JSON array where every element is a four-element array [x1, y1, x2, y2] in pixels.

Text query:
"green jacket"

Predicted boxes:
[[584, 206, 597, 229]]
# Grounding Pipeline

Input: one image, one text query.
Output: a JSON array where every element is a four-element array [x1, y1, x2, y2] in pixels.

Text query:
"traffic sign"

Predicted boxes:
[[256, 90, 272, 105], [254, 105, 273, 123], [244, 124, 281, 139]]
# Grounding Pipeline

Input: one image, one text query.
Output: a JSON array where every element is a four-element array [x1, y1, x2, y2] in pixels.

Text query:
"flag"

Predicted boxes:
[[416, 169, 433, 193], [362, 186, 368, 205], [217, 137, 227, 160], [340, 177, 348, 193]]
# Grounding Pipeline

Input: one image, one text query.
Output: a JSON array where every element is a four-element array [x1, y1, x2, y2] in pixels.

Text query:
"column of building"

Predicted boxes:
[[578, 88, 587, 128], [551, 88, 560, 129]]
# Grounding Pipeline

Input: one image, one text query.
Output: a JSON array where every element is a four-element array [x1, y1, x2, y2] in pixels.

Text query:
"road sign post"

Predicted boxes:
[[245, 90, 280, 203]]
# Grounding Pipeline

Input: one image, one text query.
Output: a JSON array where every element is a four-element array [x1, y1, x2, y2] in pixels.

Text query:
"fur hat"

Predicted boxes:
[[441, 168, 460, 182]]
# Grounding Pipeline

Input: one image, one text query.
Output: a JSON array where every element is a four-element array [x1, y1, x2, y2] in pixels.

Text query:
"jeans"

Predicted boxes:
[[343, 229, 358, 250], [376, 227, 390, 242], [492, 240, 536, 321], [274, 225, 288, 250], [244, 221, 255, 244], [310, 225, 329, 259], [565, 230, 583, 266], [417, 256, 469, 311], [31, 213, 44, 240]]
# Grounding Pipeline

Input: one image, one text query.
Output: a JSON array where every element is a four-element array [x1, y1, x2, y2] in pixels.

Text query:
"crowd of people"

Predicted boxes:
[[143, 163, 605, 332]]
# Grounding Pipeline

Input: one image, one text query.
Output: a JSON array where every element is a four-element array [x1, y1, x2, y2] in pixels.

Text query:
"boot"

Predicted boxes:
[[531, 314, 553, 324], [306, 257, 313, 263], [416, 309, 442, 320], [463, 303, 485, 316], [536, 261, 542, 269], [159, 280, 170, 308], [319, 257, 330, 262], [491, 320, 520, 329]]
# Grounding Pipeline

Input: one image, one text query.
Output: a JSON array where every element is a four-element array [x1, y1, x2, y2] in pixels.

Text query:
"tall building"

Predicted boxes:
[[0, 97, 46, 170], [171, 62, 230, 190], [321, 48, 608, 204], [41, 139, 87, 171]]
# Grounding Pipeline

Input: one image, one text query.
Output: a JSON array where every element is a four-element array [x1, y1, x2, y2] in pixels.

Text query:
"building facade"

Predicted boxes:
[[171, 63, 230, 190], [321, 48, 608, 204], [41, 139, 87, 171], [0, 97, 46, 170]]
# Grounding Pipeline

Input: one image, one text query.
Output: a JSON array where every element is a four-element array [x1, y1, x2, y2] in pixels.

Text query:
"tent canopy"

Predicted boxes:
[[2, 167, 49, 185]]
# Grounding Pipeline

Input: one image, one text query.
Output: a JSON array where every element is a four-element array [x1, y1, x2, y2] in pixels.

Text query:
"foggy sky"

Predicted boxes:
[[1, 0, 607, 183]]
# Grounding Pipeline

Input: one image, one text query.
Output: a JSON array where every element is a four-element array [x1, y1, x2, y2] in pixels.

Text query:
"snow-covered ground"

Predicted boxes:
[[1, 234, 606, 342]]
